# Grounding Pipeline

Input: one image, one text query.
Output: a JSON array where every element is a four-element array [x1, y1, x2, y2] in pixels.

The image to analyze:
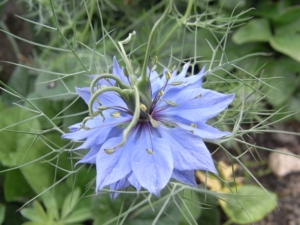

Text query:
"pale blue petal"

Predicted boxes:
[[96, 137, 132, 191], [128, 173, 141, 192], [131, 125, 173, 196], [172, 170, 197, 187], [113, 56, 130, 85], [110, 176, 131, 199], [161, 126, 217, 173], [77, 145, 101, 164]]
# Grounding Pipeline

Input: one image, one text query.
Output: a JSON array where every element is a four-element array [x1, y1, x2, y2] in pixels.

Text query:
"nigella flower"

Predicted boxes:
[[63, 56, 234, 198]]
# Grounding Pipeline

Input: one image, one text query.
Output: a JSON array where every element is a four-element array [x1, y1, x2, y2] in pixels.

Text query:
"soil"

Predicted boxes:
[[0, 0, 32, 86]]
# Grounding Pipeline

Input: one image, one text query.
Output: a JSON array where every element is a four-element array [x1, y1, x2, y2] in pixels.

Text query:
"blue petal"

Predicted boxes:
[[161, 126, 217, 173], [77, 145, 101, 164], [159, 115, 231, 140], [131, 125, 173, 196], [113, 56, 130, 85], [110, 176, 131, 199], [128, 173, 141, 192], [156, 90, 235, 122], [75, 87, 127, 109], [96, 137, 132, 191], [172, 170, 197, 187]]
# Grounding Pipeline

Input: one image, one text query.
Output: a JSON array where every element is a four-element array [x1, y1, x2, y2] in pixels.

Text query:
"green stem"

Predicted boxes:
[[90, 74, 130, 94], [88, 86, 124, 116], [117, 86, 140, 147], [141, 0, 173, 81], [157, 0, 194, 52], [118, 31, 136, 82]]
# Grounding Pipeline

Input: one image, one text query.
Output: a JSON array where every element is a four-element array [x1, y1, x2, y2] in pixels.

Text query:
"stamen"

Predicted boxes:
[[110, 112, 121, 118], [158, 90, 164, 96], [152, 56, 158, 65], [140, 104, 147, 112], [135, 67, 140, 74], [146, 148, 153, 155], [191, 123, 197, 128], [196, 94, 202, 98], [170, 81, 183, 86], [149, 114, 159, 128], [163, 99, 177, 107], [166, 71, 171, 80], [104, 148, 115, 154]]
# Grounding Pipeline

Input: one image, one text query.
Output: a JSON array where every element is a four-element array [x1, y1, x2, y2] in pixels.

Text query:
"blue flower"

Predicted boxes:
[[62, 57, 235, 198]]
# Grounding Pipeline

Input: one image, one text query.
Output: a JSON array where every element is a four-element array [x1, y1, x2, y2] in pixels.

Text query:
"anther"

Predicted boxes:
[[151, 65, 157, 72], [166, 71, 171, 80], [196, 94, 202, 98], [158, 90, 164, 97], [110, 112, 121, 118], [152, 56, 158, 65], [191, 123, 197, 128], [170, 81, 183, 86], [140, 104, 147, 112], [135, 67, 140, 74], [163, 100, 177, 107], [149, 115, 159, 128], [146, 148, 153, 154], [104, 148, 115, 154]]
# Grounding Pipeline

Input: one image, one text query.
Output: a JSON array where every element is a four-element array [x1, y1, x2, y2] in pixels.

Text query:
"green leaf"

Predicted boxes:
[[19, 133, 65, 194], [179, 190, 201, 225], [33, 201, 48, 222], [270, 6, 300, 62], [61, 188, 81, 219], [1, 66, 35, 105], [24, 92, 63, 129], [92, 192, 123, 225], [0, 204, 5, 225], [20, 208, 44, 223], [0, 109, 40, 167], [263, 58, 300, 107], [197, 192, 220, 225], [4, 169, 35, 202], [41, 192, 59, 221], [64, 208, 92, 224], [220, 185, 277, 224], [232, 18, 271, 44]]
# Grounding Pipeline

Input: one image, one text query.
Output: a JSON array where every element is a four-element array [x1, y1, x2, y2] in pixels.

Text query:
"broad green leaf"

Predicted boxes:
[[270, 6, 300, 62], [0, 204, 5, 225], [25, 92, 63, 129], [197, 192, 220, 225], [92, 192, 123, 225], [0, 109, 40, 167], [20, 208, 44, 223], [41, 192, 59, 221], [232, 18, 271, 44], [4, 169, 35, 202], [61, 188, 81, 219], [179, 190, 201, 225], [33, 201, 48, 222], [263, 58, 300, 107], [220, 185, 277, 224], [64, 208, 92, 224], [19, 133, 64, 194]]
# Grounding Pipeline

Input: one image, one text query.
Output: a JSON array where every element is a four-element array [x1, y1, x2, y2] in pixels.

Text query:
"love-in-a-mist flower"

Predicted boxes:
[[63, 56, 235, 198]]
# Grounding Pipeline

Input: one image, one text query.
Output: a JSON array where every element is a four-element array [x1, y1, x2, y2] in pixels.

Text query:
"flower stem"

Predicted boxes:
[[117, 86, 140, 147], [141, 0, 173, 81]]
